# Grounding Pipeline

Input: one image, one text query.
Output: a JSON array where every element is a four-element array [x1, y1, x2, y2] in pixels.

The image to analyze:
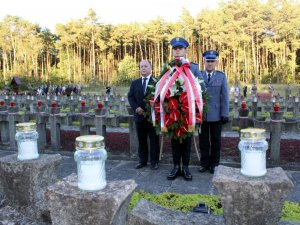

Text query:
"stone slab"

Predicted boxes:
[[213, 166, 294, 225], [0, 154, 62, 222], [45, 173, 137, 225], [128, 199, 225, 225]]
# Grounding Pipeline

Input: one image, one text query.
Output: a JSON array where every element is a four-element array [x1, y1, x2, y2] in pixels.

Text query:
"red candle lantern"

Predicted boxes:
[[274, 103, 280, 112], [241, 101, 247, 109], [10, 101, 15, 107], [0, 100, 5, 107], [51, 101, 57, 109], [81, 101, 86, 107], [97, 102, 103, 110], [37, 101, 42, 107]]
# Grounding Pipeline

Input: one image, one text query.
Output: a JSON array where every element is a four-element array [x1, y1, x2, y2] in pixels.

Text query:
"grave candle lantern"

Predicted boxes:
[[10, 101, 15, 108], [97, 102, 103, 110], [0, 100, 5, 107], [51, 101, 57, 109], [37, 101, 42, 107], [74, 135, 107, 191], [241, 101, 247, 109], [15, 122, 39, 161], [239, 128, 268, 177], [274, 103, 280, 112], [81, 101, 86, 107]]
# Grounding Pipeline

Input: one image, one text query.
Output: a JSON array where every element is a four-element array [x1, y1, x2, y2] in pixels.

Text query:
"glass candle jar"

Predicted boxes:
[[238, 128, 268, 177], [74, 135, 107, 191], [15, 122, 39, 161]]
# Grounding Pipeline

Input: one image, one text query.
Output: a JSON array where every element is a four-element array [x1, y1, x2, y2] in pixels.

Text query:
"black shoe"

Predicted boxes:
[[182, 166, 192, 181], [135, 162, 147, 169], [199, 166, 209, 173], [210, 166, 215, 174], [150, 163, 159, 170], [167, 166, 181, 180]]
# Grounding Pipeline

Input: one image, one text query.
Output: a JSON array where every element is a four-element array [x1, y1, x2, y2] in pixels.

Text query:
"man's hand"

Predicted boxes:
[[135, 107, 144, 115], [221, 116, 229, 124]]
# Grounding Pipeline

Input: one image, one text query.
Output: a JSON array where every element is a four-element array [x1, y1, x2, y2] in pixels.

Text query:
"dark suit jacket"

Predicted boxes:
[[128, 76, 155, 122]]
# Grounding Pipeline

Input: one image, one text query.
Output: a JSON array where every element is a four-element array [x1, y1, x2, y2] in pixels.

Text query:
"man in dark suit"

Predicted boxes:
[[128, 60, 160, 170], [198, 50, 229, 174], [166, 37, 204, 181]]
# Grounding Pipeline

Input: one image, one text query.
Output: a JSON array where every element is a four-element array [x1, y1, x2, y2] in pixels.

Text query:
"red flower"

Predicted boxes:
[[274, 103, 280, 112], [168, 98, 178, 110], [180, 124, 189, 133], [175, 124, 188, 137], [179, 92, 188, 103], [165, 89, 171, 99], [170, 109, 180, 121], [196, 113, 202, 123], [181, 101, 189, 112], [97, 102, 103, 110], [241, 101, 247, 109], [37, 101, 42, 107], [155, 112, 160, 121], [154, 102, 160, 113], [51, 101, 57, 108], [164, 114, 174, 127], [182, 114, 189, 125], [10, 101, 15, 107], [149, 97, 155, 106], [0, 100, 5, 106], [81, 101, 86, 107]]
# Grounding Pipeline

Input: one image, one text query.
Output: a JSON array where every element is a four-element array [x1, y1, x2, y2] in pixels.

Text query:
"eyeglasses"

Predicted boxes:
[[172, 46, 184, 50], [205, 60, 216, 63]]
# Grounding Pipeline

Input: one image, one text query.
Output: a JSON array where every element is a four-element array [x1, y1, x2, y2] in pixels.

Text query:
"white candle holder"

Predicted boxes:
[[239, 128, 268, 177], [295, 97, 299, 103], [15, 122, 39, 161], [74, 135, 107, 191]]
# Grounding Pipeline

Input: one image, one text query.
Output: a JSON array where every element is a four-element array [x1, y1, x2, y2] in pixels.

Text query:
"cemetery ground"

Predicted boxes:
[[0, 83, 300, 223]]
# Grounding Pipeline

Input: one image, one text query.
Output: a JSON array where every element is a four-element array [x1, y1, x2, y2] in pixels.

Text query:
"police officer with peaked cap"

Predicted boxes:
[[198, 50, 229, 174], [166, 37, 205, 181]]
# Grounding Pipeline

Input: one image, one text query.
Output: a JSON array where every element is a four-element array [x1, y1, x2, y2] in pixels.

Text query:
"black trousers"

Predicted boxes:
[[171, 137, 191, 167], [199, 121, 222, 167], [136, 120, 159, 164]]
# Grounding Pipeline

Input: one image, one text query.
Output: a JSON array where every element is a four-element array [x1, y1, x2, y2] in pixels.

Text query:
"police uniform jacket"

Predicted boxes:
[[201, 70, 229, 122]]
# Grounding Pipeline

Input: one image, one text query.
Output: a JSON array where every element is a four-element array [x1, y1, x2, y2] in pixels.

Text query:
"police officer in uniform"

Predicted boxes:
[[166, 37, 204, 181], [198, 50, 229, 174]]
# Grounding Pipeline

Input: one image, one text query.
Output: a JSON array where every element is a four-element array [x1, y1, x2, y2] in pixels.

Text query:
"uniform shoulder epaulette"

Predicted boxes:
[[215, 70, 225, 75]]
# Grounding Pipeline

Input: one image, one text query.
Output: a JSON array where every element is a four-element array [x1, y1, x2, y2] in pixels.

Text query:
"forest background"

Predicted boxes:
[[0, 0, 300, 90]]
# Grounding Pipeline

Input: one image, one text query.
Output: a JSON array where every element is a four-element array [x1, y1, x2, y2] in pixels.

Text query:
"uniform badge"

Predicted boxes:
[[176, 37, 180, 41]]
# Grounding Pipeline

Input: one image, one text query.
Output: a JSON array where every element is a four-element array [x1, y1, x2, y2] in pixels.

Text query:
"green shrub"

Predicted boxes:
[[129, 191, 223, 214], [282, 201, 300, 222]]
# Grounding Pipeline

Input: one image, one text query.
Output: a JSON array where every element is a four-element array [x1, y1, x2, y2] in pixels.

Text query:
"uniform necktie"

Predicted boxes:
[[142, 77, 147, 94], [208, 73, 211, 83]]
